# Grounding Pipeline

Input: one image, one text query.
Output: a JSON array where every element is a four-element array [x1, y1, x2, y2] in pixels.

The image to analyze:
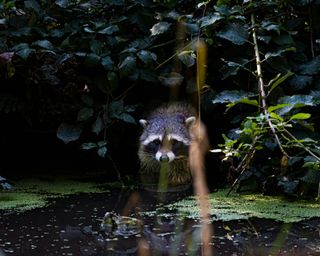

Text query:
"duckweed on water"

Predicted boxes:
[[0, 179, 109, 212], [165, 189, 320, 223]]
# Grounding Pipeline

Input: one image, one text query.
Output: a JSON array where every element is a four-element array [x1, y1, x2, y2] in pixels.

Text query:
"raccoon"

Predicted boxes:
[[138, 103, 197, 187]]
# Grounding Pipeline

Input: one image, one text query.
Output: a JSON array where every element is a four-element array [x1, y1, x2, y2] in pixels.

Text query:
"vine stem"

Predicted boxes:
[[250, 13, 289, 158]]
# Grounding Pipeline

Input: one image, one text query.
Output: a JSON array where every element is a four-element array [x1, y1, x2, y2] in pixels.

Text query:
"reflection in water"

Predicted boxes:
[[93, 118, 214, 255]]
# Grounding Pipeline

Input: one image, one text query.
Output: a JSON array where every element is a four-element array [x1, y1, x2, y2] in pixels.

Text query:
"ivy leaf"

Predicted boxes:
[[137, 50, 157, 64], [199, 13, 223, 28], [77, 107, 94, 121], [212, 90, 255, 104], [265, 47, 296, 59], [289, 113, 311, 120], [32, 40, 54, 50], [119, 56, 136, 75], [277, 95, 315, 115], [118, 113, 136, 124], [289, 75, 313, 91], [81, 142, 97, 150], [261, 21, 280, 34], [150, 22, 171, 36], [217, 23, 249, 45], [101, 56, 114, 70], [97, 146, 107, 158], [92, 116, 104, 135], [57, 123, 83, 144], [297, 56, 320, 75], [55, 0, 70, 8], [12, 43, 35, 60], [178, 50, 196, 67], [98, 25, 119, 35]]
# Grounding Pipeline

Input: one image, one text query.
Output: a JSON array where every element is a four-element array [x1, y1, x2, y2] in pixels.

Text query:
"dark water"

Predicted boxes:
[[0, 189, 320, 256]]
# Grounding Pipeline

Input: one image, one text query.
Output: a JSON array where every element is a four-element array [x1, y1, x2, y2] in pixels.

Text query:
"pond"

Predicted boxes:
[[1, 185, 320, 256]]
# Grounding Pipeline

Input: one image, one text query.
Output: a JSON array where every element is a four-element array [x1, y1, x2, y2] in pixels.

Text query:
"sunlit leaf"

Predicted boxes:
[[217, 23, 249, 45], [297, 56, 320, 75], [289, 75, 313, 91], [92, 116, 104, 135], [268, 104, 292, 113], [98, 25, 119, 35], [289, 113, 311, 120], [119, 56, 136, 75], [212, 90, 255, 104], [101, 56, 114, 70], [32, 40, 54, 50], [97, 146, 107, 158], [178, 50, 195, 67], [199, 13, 223, 28], [226, 98, 258, 108], [150, 22, 171, 36], [137, 50, 157, 64], [81, 142, 97, 150], [268, 71, 294, 94]]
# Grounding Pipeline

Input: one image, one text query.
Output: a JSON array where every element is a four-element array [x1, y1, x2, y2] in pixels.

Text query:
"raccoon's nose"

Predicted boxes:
[[160, 154, 169, 163]]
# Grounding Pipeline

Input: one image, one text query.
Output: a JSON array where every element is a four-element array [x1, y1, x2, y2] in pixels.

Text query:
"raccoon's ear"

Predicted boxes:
[[139, 119, 148, 128], [185, 116, 196, 127]]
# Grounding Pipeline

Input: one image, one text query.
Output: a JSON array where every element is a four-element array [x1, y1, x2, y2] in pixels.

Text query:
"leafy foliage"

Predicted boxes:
[[1, 0, 320, 197]]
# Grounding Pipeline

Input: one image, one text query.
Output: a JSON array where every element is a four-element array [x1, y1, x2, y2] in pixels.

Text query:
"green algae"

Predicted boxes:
[[165, 189, 320, 223], [0, 179, 110, 212]]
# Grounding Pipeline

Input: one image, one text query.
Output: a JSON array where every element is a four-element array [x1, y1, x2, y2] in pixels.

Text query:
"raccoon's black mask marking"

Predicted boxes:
[[138, 103, 196, 186]]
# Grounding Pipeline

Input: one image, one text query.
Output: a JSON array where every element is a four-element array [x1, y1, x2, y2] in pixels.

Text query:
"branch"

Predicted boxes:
[[250, 13, 289, 158]]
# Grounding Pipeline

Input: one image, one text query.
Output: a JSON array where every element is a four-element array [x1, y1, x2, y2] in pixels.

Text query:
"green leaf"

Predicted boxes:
[[178, 50, 196, 67], [57, 123, 83, 144], [226, 98, 258, 108], [212, 90, 255, 104], [277, 95, 315, 115], [81, 142, 97, 150], [268, 104, 292, 113], [270, 112, 284, 122], [77, 108, 94, 121], [97, 146, 107, 158], [137, 50, 157, 64], [268, 71, 294, 94], [217, 23, 249, 45], [12, 43, 35, 60], [199, 13, 223, 28], [55, 0, 70, 8], [32, 40, 54, 50], [297, 56, 320, 75], [98, 25, 119, 35], [150, 22, 171, 36], [118, 113, 136, 124], [24, 0, 40, 13], [101, 56, 114, 70], [118, 56, 136, 75], [92, 116, 104, 135], [265, 47, 296, 59], [289, 113, 311, 120], [289, 75, 313, 91], [261, 21, 280, 34]]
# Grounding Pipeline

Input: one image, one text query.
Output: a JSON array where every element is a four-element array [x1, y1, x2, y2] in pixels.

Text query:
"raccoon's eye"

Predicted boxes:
[[145, 139, 161, 152], [171, 139, 184, 150]]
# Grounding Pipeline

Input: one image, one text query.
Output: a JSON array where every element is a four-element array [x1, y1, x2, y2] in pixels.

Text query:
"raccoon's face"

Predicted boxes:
[[141, 133, 189, 163], [139, 116, 196, 163]]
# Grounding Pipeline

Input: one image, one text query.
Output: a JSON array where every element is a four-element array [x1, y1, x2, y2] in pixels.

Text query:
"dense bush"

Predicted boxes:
[[1, 0, 320, 197]]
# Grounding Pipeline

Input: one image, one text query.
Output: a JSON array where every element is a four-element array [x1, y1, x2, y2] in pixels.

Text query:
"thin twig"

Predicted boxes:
[[250, 13, 289, 158]]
